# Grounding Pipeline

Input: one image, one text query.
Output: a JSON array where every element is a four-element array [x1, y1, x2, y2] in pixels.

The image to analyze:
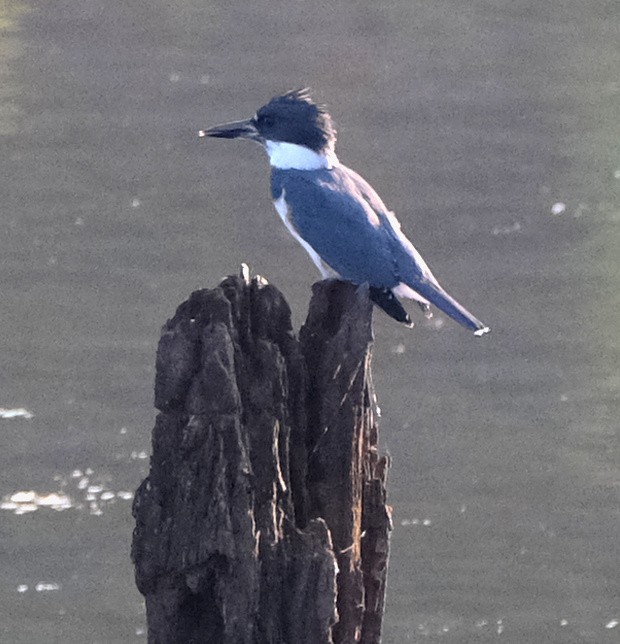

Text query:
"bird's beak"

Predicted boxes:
[[198, 118, 260, 141]]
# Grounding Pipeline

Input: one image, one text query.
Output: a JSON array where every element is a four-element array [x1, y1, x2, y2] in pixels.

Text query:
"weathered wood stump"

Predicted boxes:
[[132, 273, 392, 644]]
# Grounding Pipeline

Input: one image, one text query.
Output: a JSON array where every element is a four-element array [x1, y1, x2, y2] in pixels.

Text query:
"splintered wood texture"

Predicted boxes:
[[132, 277, 391, 644]]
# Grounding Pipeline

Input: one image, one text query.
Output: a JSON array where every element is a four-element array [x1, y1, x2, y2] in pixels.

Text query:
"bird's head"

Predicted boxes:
[[200, 89, 338, 169]]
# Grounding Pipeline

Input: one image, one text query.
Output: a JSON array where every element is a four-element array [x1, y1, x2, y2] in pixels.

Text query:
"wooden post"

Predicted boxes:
[[132, 273, 392, 643]]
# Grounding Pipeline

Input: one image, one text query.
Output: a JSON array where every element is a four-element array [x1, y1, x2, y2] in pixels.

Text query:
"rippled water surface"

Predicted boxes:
[[1, 1, 618, 642]]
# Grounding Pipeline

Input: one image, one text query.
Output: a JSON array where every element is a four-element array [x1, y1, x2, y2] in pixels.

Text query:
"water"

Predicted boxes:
[[1, 1, 618, 642]]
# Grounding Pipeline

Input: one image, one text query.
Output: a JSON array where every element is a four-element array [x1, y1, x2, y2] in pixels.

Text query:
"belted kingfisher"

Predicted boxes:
[[200, 89, 489, 335]]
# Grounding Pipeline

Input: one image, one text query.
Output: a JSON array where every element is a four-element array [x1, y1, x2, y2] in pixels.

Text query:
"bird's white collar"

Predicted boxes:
[[264, 140, 339, 170]]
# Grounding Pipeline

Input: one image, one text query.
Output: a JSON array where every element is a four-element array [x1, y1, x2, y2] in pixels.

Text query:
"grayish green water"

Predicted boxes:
[[1, 1, 618, 642]]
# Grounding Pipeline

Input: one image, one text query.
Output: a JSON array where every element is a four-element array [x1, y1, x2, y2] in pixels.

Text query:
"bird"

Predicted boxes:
[[199, 89, 489, 336]]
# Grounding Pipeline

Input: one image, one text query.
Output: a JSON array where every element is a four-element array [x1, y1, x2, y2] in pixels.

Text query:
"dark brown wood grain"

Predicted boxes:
[[132, 274, 392, 644]]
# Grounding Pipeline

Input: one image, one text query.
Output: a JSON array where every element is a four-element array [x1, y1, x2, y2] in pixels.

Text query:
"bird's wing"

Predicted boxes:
[[271, 165, 435, 289], [342, 169, 489, 333], [339, 166, 442, 286]]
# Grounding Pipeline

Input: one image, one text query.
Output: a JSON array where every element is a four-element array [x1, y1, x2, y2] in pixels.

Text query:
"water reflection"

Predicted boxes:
[[0, 1, 28, 135], [1, 467, 135, 516], [0, 407, 34, 419]]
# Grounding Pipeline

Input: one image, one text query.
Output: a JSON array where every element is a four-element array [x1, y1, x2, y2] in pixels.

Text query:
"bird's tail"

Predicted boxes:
[[409, 281, 490, 336]]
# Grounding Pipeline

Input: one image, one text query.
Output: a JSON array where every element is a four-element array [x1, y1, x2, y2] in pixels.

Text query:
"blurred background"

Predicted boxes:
[[1, 1, 618, 642]]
